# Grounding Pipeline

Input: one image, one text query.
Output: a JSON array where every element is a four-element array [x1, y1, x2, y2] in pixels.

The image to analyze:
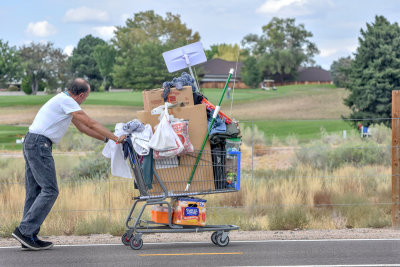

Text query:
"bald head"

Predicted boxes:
[[68, 78, 90, 96]]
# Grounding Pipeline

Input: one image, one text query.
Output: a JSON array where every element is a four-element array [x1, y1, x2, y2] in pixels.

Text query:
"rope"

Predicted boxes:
[[193, 66, 201, 91]]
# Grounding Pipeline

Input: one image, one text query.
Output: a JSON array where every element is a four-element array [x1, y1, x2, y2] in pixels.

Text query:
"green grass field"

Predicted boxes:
[[241, 119, 354, 143], [0, 125, 28, 150]]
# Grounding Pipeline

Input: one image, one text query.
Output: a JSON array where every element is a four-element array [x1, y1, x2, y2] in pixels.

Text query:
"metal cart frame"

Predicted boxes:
[[121, 141, 241, 250]]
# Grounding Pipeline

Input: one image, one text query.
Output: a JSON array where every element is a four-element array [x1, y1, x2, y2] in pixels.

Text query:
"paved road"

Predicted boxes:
[[1, 239, 400, 266]]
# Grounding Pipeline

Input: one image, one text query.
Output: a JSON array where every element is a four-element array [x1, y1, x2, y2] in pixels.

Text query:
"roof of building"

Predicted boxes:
[[199, 58, 242, 77], [297, 67, 332, 82]]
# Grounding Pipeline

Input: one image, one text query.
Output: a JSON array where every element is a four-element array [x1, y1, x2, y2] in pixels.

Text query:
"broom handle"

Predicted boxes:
[[185, 68, 234, 190]]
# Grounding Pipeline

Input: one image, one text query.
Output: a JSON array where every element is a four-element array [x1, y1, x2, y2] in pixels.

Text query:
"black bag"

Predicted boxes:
[[211, 144, 226, 190]]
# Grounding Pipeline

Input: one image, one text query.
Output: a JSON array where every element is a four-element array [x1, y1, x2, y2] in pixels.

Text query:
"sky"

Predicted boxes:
[[1, 0, 400, 70]]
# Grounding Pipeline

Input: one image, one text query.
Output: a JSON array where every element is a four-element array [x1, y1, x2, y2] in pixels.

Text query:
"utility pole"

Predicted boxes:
[[392, 91, 400, 228]]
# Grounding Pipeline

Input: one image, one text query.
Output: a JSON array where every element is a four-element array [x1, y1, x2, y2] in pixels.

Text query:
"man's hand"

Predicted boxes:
[[116, 135, 127, 144]]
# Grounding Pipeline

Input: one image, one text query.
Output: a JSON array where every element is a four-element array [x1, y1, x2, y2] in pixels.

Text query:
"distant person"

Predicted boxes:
[[226, 87, 231, 99], [12, 78, 126, 251]]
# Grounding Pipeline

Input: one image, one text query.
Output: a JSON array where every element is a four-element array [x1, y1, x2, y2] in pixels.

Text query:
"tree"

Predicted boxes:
[[330, 56, 352, 88], [20, 42, 68, 95], [112, 10, 200, 89], [205, 43, 246, 62], [205, 45, 219, 60], [343, 16, 400, 127], [241, 56, 261, 88], [69, 35, 106, 91], [0, 40, 22, 87], [242, 17, 319, 83], [92, 43, 116, 90]]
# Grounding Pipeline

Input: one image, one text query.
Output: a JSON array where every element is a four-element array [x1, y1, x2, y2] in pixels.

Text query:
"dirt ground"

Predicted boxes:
[[0, 105, 141, 125], [1, 228, 399, 247]]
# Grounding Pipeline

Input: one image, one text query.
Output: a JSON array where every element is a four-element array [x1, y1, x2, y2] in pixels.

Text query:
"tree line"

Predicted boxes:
[[0, 10, 319, 94]]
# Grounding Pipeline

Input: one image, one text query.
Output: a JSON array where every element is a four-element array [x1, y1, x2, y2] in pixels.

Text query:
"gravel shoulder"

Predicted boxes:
[[1, 228, 399, 247]]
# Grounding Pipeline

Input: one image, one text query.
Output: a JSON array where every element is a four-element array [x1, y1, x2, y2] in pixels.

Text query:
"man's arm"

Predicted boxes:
[[72, 117, 105, 141], [70, 110, 125, 143]]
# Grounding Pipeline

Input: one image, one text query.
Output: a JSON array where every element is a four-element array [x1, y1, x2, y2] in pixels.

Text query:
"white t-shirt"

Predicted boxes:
[[29, 92, 82, 144]]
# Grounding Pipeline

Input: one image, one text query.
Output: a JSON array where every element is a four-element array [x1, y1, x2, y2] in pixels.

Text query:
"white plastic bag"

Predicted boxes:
[[148, 105, 184, 158]]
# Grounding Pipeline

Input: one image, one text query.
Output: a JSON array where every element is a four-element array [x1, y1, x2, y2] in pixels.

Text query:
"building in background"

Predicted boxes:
[[198, 59, 332, 89], [296, 67, 332, 85], [198, 58, 248, 89]]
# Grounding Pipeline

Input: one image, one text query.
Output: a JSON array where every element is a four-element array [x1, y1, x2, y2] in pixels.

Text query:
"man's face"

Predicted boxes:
[[76, 88, 90, 105]]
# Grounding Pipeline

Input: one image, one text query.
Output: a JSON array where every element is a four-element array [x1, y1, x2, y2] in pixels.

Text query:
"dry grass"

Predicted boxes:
[[0, 141, 392, 237], [227, 88, 350, 120]]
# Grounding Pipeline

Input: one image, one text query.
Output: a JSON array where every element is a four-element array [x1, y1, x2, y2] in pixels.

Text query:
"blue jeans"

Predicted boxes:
[[19, 132, 59, 238]]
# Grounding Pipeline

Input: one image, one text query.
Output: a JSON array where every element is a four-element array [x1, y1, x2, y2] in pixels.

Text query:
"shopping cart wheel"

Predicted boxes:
[[121, 233, 132, 246], [216, 234, 229, 247], [129, 238, 143, 250], [211, 232, 218, 245]]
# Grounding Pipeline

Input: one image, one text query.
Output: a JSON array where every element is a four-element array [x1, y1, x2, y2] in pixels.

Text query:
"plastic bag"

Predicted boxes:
[[171, 120, 194, 154], [148, 108, 179, 151], [149, 105, 184, 158]]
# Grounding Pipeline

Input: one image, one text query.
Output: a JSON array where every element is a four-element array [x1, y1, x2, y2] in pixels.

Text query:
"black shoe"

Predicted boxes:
[[21, 237, 54, 250], [35, 238, 54, 250], [21, 244, 30, 251], [12, 227, 40, 251]]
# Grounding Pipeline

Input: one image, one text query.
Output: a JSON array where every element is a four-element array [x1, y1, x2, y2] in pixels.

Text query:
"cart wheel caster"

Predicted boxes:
[[122, 233, 132, 246], [216, 234, 229, 247], [130, 238, 143, 250], [211, 232, 218, 245]]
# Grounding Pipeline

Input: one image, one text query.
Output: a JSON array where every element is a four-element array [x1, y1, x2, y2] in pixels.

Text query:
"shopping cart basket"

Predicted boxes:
[[121, 138, 241, 250]]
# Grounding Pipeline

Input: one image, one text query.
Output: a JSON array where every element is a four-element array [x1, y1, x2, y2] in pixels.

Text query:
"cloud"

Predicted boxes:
[[64, 7, 109, 23], [319, 40, 358, 58], [319, 48, 338, 58], [92, 26, 116, 40], [26, 21, 57, 37], [257, 0, 333, 17], [63, 45, 74, 56]]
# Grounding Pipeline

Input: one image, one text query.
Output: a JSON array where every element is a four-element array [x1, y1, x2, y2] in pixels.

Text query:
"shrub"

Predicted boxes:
[[293, 141, 330, 169], [21, 76, 32, 95], [7, 85, 19, 91], [268, 207, 309, 230], [21, 75, 46, 95], [242, 125, 265, 145], [285, 134, 298, 146], [294, 137, 390, 170], [369, 124, 391, 144], [73, 155, 110, 180]]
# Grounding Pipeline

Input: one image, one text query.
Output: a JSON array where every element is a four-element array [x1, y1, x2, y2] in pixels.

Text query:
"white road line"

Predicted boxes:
[[1, 238, 400, 249], [287, 265, 400, 267]]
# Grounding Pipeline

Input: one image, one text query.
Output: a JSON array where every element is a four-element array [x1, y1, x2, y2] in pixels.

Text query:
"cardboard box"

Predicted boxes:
[[142, 86, 194, 112], [137, 104, 215, 194], [172, 198, 206, 226]]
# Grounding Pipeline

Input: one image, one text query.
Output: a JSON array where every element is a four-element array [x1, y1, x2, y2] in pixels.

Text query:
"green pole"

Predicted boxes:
[[185, 68, 234, 191]]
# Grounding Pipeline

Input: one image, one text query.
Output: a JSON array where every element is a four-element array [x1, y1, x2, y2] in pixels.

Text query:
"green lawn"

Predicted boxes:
[[0, 91, 144, 107], [0, 125, 29, 150], [241, 119, 354, 143], [0, 84, 336, 108]]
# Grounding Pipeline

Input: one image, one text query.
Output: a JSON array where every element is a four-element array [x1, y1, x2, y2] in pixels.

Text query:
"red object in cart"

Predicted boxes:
[[201, 98, 232, 124]]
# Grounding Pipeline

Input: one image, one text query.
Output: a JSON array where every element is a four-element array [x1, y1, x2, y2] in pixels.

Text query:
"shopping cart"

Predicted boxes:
[[121, 138, 241, 250]]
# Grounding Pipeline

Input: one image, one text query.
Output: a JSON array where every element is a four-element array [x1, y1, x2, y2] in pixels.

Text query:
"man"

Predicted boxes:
[[12, 78, 126, 251]]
